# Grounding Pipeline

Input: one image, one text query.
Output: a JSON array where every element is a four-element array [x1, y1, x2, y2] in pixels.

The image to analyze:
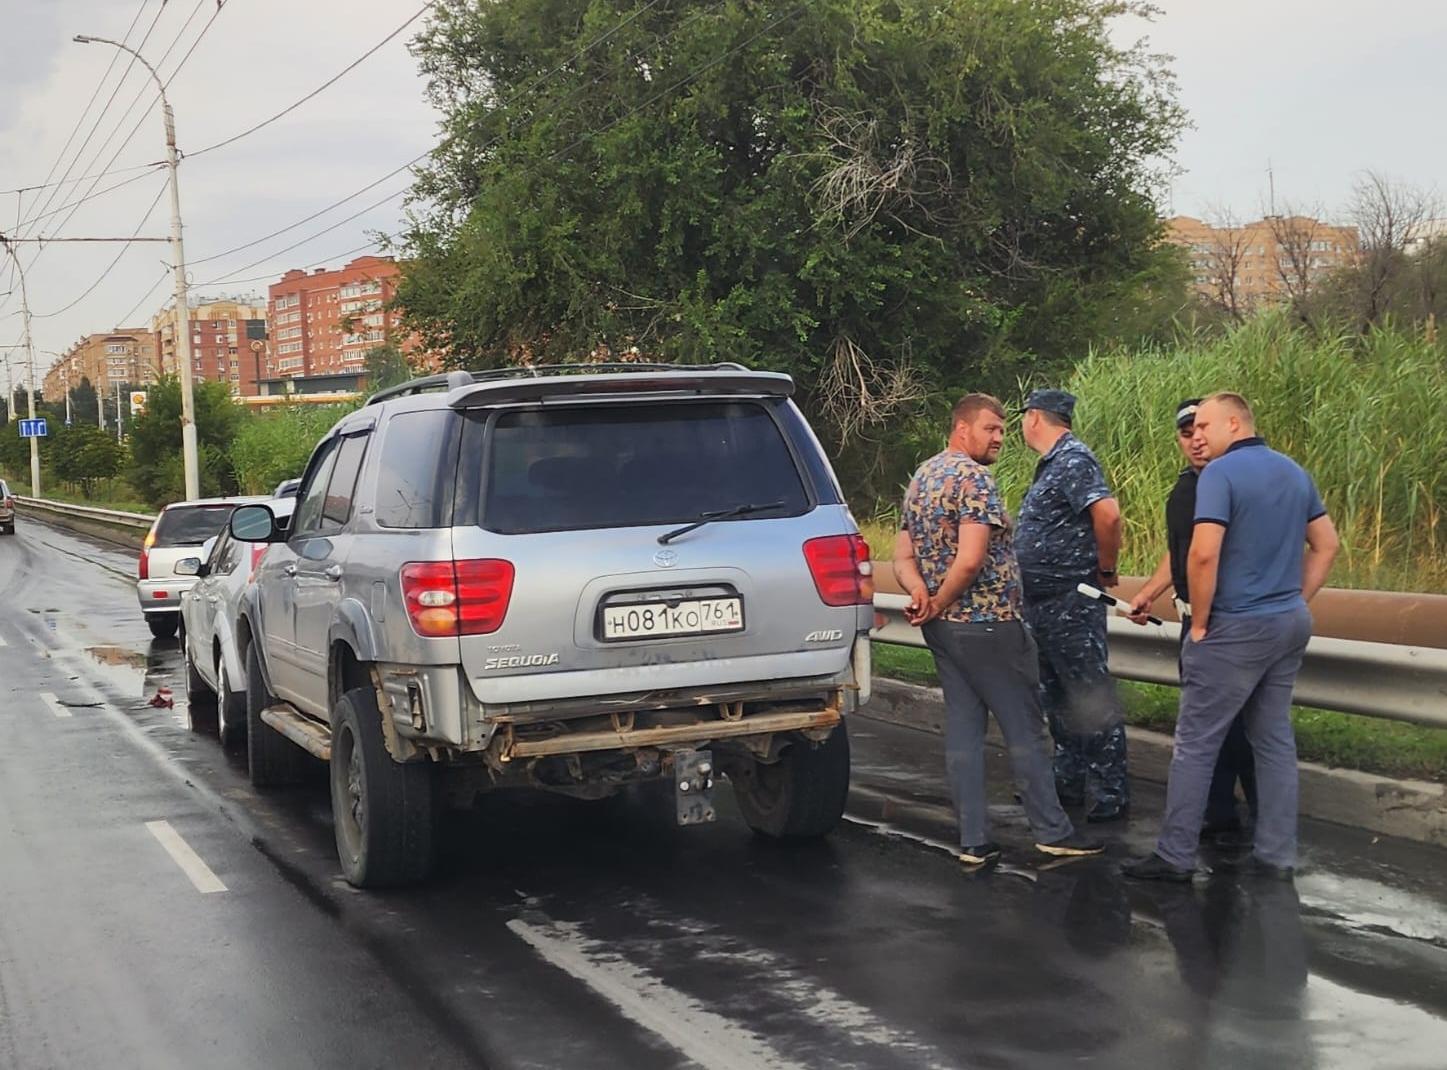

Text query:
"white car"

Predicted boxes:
[[138, 497, 266, 639], [177, 496, 297, 745]]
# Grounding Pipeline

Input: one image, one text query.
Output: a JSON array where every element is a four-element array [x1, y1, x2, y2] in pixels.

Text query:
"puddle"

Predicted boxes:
[[86, 645, 149, 670]]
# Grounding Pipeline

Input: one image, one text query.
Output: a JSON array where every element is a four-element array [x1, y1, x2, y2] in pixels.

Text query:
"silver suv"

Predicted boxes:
[[228, 365, 872, 887]]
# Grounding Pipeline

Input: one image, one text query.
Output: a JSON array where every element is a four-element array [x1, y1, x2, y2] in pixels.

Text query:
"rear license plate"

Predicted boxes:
[[602, 597, 743, 641]]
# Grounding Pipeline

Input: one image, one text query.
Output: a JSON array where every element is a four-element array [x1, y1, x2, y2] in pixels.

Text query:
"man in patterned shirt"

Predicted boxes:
[[895, 393, 1103, 866]]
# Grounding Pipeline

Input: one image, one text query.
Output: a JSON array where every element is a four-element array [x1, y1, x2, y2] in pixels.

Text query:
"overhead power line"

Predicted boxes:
[[186, 0, 674, 274], [32, 178, 169, 319], [0, 0, 221, 322], [11, 1, 155, 214], [188, 3, 434, 160], [14, 0, 168, 241]]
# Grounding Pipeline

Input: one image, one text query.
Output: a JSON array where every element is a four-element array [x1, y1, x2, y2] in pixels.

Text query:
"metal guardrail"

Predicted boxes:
[[15, 496, 155, 547], [13, 495, 1445, 726], [872, 593, 1447, 729]]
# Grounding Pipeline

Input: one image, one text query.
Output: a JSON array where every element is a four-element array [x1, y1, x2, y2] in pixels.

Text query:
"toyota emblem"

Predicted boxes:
[[653, 549, 679, 569]]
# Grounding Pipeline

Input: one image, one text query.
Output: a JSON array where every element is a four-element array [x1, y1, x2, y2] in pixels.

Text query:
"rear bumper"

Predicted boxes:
[[375, 656, 863, 756], [0, 509, 13, 525], [137, 578, 196, 614]]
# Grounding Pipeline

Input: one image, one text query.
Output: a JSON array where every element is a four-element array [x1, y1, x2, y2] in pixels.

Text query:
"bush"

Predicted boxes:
[[230, 402, 359, 495]]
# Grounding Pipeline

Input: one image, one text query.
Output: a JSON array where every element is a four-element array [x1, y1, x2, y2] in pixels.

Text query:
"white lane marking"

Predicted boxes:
[[621, 895, 957, 1070], [39, 691, 72, 718], [0, 633, 8, 646], [145, 820, 228, 894], [508, 917, 806, 1070]]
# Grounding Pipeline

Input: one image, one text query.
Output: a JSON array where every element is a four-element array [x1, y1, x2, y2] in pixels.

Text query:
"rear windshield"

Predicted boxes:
[[153, 504, 235, 547], [482, 402, 811, 534]]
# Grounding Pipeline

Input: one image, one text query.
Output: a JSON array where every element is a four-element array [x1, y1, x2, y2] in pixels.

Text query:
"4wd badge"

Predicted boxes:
[[653, 549, 679, 568], [804, 629, 844, 643]]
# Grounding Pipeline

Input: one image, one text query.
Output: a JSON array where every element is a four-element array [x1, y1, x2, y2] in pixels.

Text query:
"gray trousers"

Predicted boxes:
[[921, 619, 1075, 847], [1156, 607, 1313, 870]]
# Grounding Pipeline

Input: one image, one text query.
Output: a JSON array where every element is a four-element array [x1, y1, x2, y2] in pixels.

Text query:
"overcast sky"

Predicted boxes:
[[2, 0, 1443, 384]]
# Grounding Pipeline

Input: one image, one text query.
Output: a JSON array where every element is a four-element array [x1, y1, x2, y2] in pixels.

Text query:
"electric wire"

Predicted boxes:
[[32, 178, 169, 319], [187, 3, 434, 160]]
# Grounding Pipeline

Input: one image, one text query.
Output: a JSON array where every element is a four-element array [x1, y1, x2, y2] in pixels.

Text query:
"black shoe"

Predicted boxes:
[[1247, 858, 1295, 881], [1213, 854, 1295, 881], [1036, 833, 1105, 857], [1086, 804, 1130, 824], [1121, 853, 1195, 882], [958, 842, 1001, 865]]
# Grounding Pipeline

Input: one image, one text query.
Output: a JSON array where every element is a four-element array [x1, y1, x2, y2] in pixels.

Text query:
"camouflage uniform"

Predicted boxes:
[[1014, 432, 1129, 818]]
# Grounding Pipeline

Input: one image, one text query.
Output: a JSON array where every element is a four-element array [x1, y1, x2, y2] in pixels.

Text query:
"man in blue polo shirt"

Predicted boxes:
[[1124, 392, 1339, 882]]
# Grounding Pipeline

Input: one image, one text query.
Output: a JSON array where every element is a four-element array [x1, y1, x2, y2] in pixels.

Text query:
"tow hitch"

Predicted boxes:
[[671, 747, 716, 826]]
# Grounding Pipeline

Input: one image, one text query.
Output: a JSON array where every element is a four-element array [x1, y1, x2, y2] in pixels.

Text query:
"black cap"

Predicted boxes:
[[1020, 388, 1076, 425], [1175, 398, 1202, 429]]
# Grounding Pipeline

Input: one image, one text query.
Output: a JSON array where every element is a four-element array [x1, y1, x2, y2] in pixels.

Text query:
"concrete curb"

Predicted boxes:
[[860, 677, 1447, 849]]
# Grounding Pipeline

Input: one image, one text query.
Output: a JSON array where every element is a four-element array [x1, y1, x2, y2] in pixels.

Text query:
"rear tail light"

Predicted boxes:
[[139, 527, 156, 580], [803, 534, 874, 607], [401, 559, 515, 637]]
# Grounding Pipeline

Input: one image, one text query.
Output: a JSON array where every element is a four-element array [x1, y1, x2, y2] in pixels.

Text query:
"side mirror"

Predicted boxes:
[[174, 557, 203, 577], [230, 503, 278, 543]]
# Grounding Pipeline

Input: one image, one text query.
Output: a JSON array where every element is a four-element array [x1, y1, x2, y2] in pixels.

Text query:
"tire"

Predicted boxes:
[[216, 657, 247, 751], [183, 637, 218, 734], [731, 721, 851, 840], [330, 686, 436, 888], [147, 614, 179, 640], [245, 642, 309, 788]]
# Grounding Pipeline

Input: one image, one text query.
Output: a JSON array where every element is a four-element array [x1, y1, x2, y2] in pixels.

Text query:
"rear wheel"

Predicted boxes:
[[183, 637, 217, 734], [245, 642, 309, 787], [216, 658, 246, 751], [330, 687, 436, 888], [147, 614, 179, 640], [731, 722, 851, 840]]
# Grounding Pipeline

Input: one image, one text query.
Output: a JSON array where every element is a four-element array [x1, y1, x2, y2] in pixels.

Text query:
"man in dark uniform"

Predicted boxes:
[[1014, 389, 1129, 822], [1128, 399, 1256, 840]]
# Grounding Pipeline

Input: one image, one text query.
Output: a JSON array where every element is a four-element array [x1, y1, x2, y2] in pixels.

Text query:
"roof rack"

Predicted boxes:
[[364, 370, 474, 407], [364, 362, 750, 407]]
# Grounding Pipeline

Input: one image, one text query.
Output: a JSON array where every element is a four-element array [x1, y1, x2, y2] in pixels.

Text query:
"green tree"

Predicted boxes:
[[363, 343, 412, 391], [51, 424, 124, 497], [127, 377, 243, 506], [68, 376, 99, 426], [399, 0, 1186, 503]]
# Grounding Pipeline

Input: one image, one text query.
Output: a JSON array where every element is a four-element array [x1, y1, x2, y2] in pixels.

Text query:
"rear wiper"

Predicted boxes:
[[658, 500, 785, 545]]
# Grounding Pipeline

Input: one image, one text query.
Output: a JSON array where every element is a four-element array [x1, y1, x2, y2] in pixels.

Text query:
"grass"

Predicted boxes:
[[863, 315, 1447, 593], [1, 471, 152, 514], [870, 642, 1447, 784]]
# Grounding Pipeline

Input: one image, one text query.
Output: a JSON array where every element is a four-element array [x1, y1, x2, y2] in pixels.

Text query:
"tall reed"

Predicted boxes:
[[866, 315, 1446, 592]]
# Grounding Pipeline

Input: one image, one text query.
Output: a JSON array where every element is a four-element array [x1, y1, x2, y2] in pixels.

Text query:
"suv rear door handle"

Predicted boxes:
[[324, 565, 343, 581]]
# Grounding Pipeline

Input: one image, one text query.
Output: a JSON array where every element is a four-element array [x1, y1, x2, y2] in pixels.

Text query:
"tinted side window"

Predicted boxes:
[[292, 441, 340, 537], [375, 410, 454, 529], [322, 435, 369, 528]]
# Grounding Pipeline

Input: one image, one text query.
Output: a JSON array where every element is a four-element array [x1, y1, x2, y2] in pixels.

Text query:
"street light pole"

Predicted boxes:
[[74, 34, 199, 500], [0, 238, 41, 496]]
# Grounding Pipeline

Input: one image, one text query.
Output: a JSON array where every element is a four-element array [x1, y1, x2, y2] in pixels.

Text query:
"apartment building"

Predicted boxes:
[[42, 328, 159, 404], [264, 255, 408, 395], [1167, 215, 1359, 307], [151, 297, 268, 396]]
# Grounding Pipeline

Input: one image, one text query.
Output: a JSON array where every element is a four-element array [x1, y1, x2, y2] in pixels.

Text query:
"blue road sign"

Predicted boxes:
[[18, 418, 48, 438]]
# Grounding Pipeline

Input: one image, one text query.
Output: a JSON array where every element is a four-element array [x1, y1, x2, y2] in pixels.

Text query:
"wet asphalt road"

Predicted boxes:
[[1, 518, 1445, 1070]]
